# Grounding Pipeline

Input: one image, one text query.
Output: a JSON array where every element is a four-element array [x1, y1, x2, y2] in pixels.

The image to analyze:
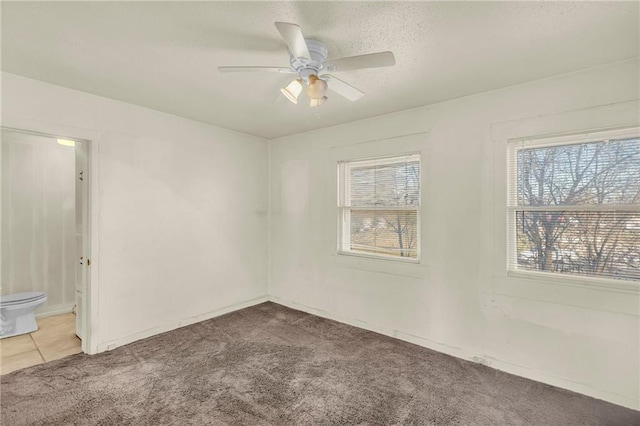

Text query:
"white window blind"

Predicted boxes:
[[338, 153, 420, 260], [507, 128, 640, 281]]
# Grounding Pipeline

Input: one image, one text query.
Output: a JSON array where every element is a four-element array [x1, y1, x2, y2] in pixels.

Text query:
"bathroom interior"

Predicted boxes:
[[1, 128, 86, 373]]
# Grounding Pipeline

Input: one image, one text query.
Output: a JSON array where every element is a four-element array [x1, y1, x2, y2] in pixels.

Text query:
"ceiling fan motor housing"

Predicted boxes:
[[289, 39, 328, 81]]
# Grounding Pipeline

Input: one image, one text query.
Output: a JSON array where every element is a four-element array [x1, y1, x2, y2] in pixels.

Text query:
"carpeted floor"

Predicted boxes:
[[1, 302, 638, 425]]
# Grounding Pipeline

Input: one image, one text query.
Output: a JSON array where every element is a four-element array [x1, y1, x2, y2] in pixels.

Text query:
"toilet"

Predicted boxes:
[[0, 292, 47, 339]]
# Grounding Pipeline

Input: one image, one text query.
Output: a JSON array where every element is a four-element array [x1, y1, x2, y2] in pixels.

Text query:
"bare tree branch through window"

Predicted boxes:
[[512, 135, 640, 281]]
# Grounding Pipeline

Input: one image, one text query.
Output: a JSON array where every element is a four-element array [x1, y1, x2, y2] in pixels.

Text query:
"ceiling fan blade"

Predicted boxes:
[[324, 51, 395, 72], [218, 66, 295, 73], [322, 75, 364, 101], [274, 22, 311, 60]]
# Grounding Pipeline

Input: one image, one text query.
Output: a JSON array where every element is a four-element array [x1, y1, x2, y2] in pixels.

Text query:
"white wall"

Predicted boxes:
[[1, 130, 76, 316], [268, 58, 640, 409], [2, 59, 638, 410], [1, 72, 269, 352]]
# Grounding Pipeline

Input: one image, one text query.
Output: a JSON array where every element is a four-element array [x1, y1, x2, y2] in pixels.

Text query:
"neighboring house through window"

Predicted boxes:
[[508, 128, 640, 281], [338, 153, 420, 260]]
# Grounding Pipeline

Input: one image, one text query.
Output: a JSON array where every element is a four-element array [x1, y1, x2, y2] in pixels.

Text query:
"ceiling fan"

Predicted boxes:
[[218, 22, 396, 107]]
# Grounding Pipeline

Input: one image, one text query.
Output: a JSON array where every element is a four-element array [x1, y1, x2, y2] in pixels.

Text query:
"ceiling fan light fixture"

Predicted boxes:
[[281, 79, 303, 104], [310, 96, 327, 107], [219, 23, 396, 106], [306, 75, 328, 99]]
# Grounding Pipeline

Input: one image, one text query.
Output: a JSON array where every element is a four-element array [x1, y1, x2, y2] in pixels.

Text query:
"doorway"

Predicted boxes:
[[1, 127, 92, 367]]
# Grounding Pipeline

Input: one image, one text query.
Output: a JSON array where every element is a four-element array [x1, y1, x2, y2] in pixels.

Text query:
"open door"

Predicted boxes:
[[74, 140, 89, 342]]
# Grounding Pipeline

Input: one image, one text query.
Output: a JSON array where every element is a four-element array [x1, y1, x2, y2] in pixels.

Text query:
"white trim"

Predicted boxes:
[[337, 250, 420, 264], [86, 137, 99, 355], [269, 296, 639, 411], [508, 125, 640, 148], [96, 296, 269, 352], [341, 206, 420, 211], [0, 126, 92, 144], [507, 205, 640, 212], [267, 138, 272, 297], [36, 304, 75, 319], [506, 270, 640, 293], [337, 152, 421, 169]]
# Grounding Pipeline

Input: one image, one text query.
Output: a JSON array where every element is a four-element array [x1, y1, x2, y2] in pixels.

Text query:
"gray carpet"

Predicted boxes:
[[1, 302, 638, 425]]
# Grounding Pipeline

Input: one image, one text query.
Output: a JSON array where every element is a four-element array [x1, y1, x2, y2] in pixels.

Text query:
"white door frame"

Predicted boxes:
[[1, 122, 100, 354]]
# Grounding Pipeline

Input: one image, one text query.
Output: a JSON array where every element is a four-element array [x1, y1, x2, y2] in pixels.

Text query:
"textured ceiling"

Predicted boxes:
[[2, 2, 638, 139]]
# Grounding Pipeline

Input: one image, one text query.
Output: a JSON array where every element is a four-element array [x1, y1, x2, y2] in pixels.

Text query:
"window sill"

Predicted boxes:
[[507, 269, 640, 293], [337, 251, 420, 264], [333, 252, 426, 278]]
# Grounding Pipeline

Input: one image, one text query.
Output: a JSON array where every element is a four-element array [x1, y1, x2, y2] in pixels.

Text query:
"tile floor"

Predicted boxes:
[[0, 313, 82, 375]]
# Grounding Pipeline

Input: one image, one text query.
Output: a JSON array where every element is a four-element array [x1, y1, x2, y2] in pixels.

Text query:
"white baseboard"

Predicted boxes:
[[88, 293, 636, 411], [94, 296, 269, 354], [36, 303, 75, 319], [269, 296, 638, 411]]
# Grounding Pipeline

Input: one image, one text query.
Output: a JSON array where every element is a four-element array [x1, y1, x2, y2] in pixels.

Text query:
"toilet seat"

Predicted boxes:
[[0, 292, 46, 307]]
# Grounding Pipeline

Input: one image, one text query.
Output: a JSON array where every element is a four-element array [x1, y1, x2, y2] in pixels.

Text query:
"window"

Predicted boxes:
[[338, 153, 420, 260], [508, 129, 640, 281]]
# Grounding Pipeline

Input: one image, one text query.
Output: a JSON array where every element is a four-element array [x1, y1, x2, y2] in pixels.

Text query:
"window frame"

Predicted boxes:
[[337, 152, 421, 263], [506, 126, 640, 283]]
